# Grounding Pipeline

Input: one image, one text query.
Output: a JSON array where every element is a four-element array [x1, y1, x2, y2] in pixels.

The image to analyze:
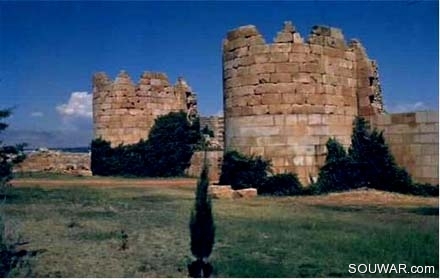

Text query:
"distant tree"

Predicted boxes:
[[188, 151, 215, 277], [201, 125, 214, 138], [0, 108, 29, 277], [0, 109, 26, 191]]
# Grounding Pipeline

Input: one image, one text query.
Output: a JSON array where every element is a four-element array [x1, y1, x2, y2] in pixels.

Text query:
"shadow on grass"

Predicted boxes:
[[4, 187, 107, 206], [315, 204, 439, 217], [408, 207, 439, 216]]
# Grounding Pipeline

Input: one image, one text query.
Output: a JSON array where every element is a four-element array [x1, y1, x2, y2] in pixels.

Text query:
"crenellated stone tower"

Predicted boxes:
[[93, 71, 198, 146], [222, 22, 384, 183]]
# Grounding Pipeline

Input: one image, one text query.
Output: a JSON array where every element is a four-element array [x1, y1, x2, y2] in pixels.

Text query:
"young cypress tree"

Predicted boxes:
[[188, 149, 215, 278]]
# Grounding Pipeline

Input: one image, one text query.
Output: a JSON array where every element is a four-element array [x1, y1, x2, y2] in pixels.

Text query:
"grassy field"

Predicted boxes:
[[2, 175, 438, 277]]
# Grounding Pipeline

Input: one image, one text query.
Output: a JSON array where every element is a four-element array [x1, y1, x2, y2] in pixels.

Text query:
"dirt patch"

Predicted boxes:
[[297, 188, 438, 208], [11, 177, 197, 189]]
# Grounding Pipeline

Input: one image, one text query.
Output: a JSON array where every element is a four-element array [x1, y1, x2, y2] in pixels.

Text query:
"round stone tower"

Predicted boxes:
[[222, 22, 384, 183], [93, 70, 197, 146]]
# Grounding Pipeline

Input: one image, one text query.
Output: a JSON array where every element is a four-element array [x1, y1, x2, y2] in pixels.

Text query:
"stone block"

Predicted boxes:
[[265, 145, 295, 157], [270, 73, 291, 83], [251, 105, 269, 115], [307, 125, 329, 136], [250, 63, 276, 74], [271, 43, 291, 53], [274, 115, 286, 125], [308, 114, 321, 125], [274, 32, 293, 43], [291, 44, 309, 54], [268, 104, 291, 114], [262, 93, 282, 105], [239, 75, 260, 86], [256, 136, 286, 146], [299, 63, 319, 73], [292, 156, 305, 166], [270, 156, 286, 167], [238, 56, 256, 67], [421, 166, 438, 178], [235, 188, 258, 199], [240, 126, 280, 137], [275, 63, 299, 73], [390, 113, 416, 124], [289, 53, 307, 63], [254, 53, 270, 63], [270, 52, 289, 62], [292, 73, 311, 83], [421, 144, 439, 155], [250, 146, 265, 156], [419, 123, 439, 133], [292, 33, 304, 43], [426, 111, 439, 123], [209, 185, 234, 199], [276, 83, 296, 94], [249, 44, 270, 54]]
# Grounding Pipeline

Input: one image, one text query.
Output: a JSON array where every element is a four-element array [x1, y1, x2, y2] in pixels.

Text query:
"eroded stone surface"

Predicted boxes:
[[93, 71, 198, 146], [223, 22, 385, 184]]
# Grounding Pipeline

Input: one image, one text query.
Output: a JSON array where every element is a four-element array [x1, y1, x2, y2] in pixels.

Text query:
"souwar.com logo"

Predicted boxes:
[[348, 264, 435, 274]]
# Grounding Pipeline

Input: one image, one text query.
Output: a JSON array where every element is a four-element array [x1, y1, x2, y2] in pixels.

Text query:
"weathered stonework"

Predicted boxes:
[[369, 111, 439, 185], [223, 22, 385, 184], [93, 71, 198, 146], [14, 150, 91, 176]]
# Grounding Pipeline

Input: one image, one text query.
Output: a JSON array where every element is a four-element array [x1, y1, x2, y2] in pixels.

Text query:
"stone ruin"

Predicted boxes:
[[16, 21, 437, 185], [222, 22, 386, 183], [93, 71, 198, 146]]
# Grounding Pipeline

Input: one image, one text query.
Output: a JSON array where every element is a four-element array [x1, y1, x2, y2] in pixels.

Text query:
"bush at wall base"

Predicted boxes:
[[218, 150, 272, 190], [258, 173, 303, 196]]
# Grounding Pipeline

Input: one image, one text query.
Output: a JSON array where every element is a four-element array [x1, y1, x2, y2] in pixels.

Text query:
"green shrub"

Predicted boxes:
[[91, 111, 201, 177], [146, 111, 201, 177], [218, 150, 272, 190], [301, 183, 321, 195], [348, 117, 413, 191], [409, 183, 439, 197], [315, 138, 359, 193], [315, 117, 437, 196], [259, 173, 302, 196]]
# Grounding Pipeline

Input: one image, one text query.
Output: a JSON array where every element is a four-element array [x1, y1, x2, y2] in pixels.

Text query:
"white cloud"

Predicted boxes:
[[385, 102, 429, 113], [30, 111, 43, 117], [56, 92, 92, 119]]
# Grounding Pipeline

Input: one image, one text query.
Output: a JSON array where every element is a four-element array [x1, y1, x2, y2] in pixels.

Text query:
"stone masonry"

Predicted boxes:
[[93, 71, 198, 146], [200, 116, 225, 149], [14, 150, 91, 176], [369, 111, 439, 185], [223, 22, 385, 184]]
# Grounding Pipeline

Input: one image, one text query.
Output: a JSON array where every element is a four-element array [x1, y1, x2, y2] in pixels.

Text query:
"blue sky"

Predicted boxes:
[[0, 1, 438, 147]]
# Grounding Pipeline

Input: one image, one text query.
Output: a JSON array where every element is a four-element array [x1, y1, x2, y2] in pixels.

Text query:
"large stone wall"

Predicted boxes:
[[369, 111, 439, 185], [93, 71, 198, 146], [223, 22, 384, 183], [14, 150, 91, 176]]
